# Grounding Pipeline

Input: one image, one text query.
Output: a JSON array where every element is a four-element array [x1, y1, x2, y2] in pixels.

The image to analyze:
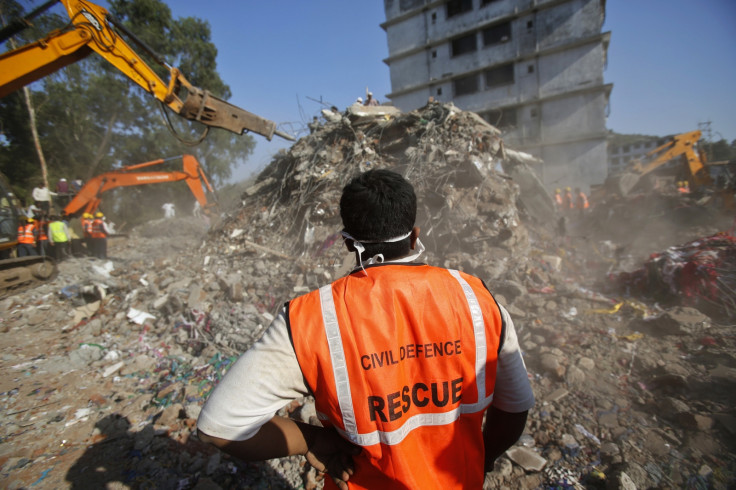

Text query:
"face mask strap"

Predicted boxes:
[[341, 230, 421, 275]]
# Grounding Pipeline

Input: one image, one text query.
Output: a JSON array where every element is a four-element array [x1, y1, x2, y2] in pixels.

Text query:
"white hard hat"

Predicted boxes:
[[357, 97, 363, 103]]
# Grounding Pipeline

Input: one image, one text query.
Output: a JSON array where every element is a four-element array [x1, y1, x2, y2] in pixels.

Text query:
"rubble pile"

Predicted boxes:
[[609, 233, 736, 321], [223, 101, 535, 286], [0, 101, 734, 489]]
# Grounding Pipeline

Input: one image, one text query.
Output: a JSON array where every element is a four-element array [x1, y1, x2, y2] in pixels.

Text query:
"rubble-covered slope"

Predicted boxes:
[[0, 102, 734, 490], [214, 101, 536, 289]]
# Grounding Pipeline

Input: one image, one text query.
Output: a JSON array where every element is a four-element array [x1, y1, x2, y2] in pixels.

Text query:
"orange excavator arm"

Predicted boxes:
[[63, 154, 216, 216], [0, 0, 294, 141]]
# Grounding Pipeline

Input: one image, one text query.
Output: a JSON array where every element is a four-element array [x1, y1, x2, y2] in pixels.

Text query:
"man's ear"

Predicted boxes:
[[409, 226, 420, 250]]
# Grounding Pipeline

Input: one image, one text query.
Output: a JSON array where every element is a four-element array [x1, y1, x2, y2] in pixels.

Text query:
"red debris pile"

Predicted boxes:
[[609, 233, 736, 321]]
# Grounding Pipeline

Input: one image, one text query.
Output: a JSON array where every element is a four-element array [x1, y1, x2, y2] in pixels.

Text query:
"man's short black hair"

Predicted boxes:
[[340, 169, 416, 261]]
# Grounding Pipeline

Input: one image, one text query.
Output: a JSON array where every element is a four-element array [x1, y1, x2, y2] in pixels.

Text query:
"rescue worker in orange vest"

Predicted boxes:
[[563, 186, 574, 212], [554, 188, 563, 212], [17, 216, 38, 257], [36, 214, 50, 256], [90, 211, 110, 259], [574, 187, 589, 218], [81, 213, 93, 255], [197, 169, 535, 489]]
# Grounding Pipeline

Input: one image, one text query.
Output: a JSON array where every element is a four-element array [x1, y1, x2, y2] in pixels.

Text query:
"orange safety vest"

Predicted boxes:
[[82, 218, 92, 237], [577, 192, 589, 209], [37, 220, 48, 241], [564, 191, 574, 208], [91, 218, 107, 238], [289, 264, 503, 489], [17, 223, 36, 245]]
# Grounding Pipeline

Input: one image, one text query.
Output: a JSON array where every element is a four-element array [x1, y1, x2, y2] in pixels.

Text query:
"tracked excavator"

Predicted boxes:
[[0, 173, 56, 298], [0, 0, 295, 296], [63, 154, 217, 216], [605, 130, 712, 197]]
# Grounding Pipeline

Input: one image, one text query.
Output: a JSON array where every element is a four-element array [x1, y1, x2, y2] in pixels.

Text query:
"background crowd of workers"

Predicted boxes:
[[16, 211, 110, 260], [554, 186, 590, 217], [15, 177, 110, 261]]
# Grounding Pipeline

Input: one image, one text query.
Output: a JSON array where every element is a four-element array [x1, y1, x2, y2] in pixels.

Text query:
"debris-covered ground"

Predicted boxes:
[[1, 102, 735, 489]]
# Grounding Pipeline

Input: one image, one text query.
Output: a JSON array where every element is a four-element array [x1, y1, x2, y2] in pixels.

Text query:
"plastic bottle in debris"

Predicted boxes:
[[561, 433, 580, 458]]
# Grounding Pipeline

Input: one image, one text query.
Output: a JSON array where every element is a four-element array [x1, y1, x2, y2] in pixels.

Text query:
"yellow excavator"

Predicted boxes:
[[0, 0, 295, 297], [605, 130, 712, 197], [0, 0, 294, 142]]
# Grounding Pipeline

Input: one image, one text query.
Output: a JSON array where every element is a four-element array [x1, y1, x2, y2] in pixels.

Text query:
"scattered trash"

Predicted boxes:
[[127, 308, 155, 325]]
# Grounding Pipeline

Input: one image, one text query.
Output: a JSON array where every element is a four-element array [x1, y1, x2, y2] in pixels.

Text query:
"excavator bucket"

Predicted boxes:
[[605, 171, 642, 197]]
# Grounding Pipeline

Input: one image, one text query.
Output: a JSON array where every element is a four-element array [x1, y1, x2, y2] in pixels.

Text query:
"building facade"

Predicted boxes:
[[382, 0, 612, 190], [607, 135, 667, 175]]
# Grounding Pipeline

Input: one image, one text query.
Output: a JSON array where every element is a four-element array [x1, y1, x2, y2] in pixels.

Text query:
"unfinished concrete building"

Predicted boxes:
[[381, 0, 612, 190]]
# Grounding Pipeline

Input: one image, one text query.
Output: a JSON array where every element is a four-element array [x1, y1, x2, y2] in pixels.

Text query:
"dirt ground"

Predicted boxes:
[[0, 196, 734, 489]]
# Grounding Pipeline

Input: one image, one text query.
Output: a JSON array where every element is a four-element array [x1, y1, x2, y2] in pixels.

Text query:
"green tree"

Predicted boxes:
[[702, 139, 736, 163], [1, 0, 254, 222]]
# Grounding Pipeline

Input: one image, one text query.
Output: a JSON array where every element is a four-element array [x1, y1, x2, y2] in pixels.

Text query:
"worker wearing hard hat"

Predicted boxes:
[[90, 211, 111, 259], [17, 216, 38, 257], [81, 213, 93, 254]]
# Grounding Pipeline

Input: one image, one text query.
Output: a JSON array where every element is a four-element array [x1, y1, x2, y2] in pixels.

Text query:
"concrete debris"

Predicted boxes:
[[506, 446, 547, 472], [0, 100, 734, 489]]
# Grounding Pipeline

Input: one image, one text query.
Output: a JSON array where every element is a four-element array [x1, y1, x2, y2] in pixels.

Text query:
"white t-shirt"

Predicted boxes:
[[198, 286, 535, 442]]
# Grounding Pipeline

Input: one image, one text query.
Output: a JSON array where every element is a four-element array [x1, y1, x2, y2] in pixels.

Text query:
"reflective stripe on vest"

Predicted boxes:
[[289, 265, 503, 488], [316, 268, 494, 447], [49, 221, 68, 242], [37, 221, 48, 241], [578, 193, 589, 209], [17, 224, 35, 244], [91, 219, 106, 238]]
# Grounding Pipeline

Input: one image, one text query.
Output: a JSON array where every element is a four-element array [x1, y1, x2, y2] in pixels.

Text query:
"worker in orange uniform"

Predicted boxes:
[[554, 188, 564, 212], [563, 186, 574, 212], [17, 216, 38, 257], [81, 213, 93, 255], [197, 169, 535, 489], [90, 211, 110, 259], [574, 187, 589, 217], [35, 214, 50, 256]]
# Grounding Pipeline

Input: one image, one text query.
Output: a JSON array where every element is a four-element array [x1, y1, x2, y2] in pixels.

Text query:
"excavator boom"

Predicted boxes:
[[606, 130, 712, 197], [63, 154, 217, 216], [0, 0, 294, 141]]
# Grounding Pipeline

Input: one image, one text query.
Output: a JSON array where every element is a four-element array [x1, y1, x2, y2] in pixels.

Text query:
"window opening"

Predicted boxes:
[[454, 74, 479, 96], [446, 0, 473, 18], [451, 33, 477, 57], [482, 21, 511, 46], [484, 63, 514, 88]]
